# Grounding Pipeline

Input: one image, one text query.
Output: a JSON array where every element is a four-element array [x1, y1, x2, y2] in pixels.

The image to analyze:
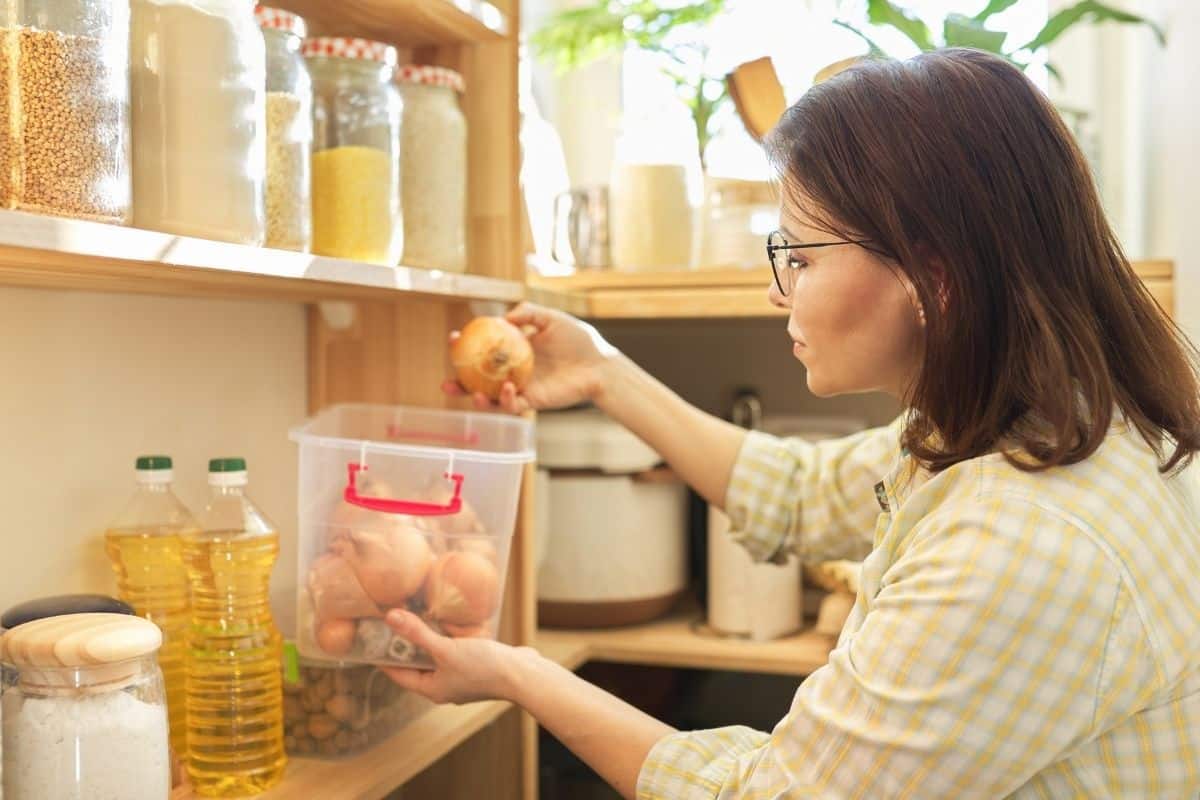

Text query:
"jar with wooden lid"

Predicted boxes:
[[0, 613, 169, 800], [304, 36, 402, 265], [395, 65, 467, 272], [0, 0, 132, 223], [255, 4, 312, 252]]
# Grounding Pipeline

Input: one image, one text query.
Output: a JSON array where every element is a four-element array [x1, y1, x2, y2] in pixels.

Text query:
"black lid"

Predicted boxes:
[[1, 594, 135, 631]]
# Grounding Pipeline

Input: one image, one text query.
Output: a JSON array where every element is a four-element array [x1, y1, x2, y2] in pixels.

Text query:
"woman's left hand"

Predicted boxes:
[[380, 608, 529, 705]]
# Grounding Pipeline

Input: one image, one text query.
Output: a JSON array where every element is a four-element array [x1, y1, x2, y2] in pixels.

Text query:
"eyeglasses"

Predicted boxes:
[[766, 230, 872, 296]]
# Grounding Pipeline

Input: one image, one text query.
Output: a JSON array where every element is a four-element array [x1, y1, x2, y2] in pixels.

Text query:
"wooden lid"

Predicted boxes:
[[0, 612, 162, 668]]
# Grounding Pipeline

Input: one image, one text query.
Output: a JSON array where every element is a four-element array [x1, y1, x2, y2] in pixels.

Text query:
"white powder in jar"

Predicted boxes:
[[2, 688, 169, 800], [131, 0, 265, 245]]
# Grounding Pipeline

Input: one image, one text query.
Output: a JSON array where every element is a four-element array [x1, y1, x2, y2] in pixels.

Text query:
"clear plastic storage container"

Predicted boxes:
[[290, 404, 534, 668], [0, 0, 131, 223], [131, 0, 266, 244], [1, 614, 169, 800], [255, 5, 312, 252], [304, 37, 402, 265], [395, 65, 466, 272], [282, 647, 431, 759]]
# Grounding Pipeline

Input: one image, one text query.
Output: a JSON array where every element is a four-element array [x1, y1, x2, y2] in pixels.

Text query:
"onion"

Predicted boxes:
[[327, 476, 395, 541], [450, 316, 534, 400], [440, 621, 491, 639], [315, 618, 357, 657], [331, 523, 433, 607], [308, 553, 381, 620], [424, 551, 501, 626]]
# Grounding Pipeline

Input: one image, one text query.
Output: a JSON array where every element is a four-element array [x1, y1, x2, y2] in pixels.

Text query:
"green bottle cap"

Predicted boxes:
[[135, 455, 172, 470], [208, 458, 247, 473]]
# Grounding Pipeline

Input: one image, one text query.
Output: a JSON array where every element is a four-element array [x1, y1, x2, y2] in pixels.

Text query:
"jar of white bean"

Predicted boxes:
[[394, 65, 467, 273]]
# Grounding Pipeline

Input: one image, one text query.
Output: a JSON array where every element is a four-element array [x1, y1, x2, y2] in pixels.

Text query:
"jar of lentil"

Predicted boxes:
[[0, 0, 131, 224], [304, 37, 402, 265], [131, 0, 266, 245], [255, 5, 312, 252], [395, 65, 467, 272]]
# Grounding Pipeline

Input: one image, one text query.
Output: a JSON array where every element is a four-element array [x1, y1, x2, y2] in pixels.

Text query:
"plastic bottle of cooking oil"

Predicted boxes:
[[104, 454, 194, 763], [184, 457, 287, 796]]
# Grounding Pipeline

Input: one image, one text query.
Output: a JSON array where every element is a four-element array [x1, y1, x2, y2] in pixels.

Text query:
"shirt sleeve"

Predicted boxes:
[[723, 418, 904, 564], [638, 495, 1154, 799]]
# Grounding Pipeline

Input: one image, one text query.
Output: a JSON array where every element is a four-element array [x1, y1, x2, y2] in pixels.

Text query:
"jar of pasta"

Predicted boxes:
[[255, 5, 312, 252], [304, 37, 402, 265], [395, 65, 467, 272]]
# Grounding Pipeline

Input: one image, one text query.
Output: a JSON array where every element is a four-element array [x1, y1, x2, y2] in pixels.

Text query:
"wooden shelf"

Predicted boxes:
[[0, 211, 522, 305], [537, 601, 837, 678], [531, 261, 1176, 320], [277, 0, 507, 46]]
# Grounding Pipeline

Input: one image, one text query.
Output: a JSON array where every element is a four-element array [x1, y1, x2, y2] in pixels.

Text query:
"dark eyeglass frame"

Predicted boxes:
[[766, 230, 872, 296]]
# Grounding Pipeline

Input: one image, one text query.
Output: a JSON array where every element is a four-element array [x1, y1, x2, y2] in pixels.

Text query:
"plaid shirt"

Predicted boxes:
[[638, 418, 1200, 799]]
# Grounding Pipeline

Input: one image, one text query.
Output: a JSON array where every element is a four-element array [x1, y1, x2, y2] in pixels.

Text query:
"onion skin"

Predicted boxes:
[[440, 621, 490, 638], [308, 553, 382, 620], [451, 317, 534, 400], [332, 524, 433, 607], [424, 551, 501, 626]]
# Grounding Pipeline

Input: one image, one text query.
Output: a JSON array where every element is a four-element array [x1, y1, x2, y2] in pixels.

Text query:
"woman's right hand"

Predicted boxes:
[[443, 302, 618, 415]]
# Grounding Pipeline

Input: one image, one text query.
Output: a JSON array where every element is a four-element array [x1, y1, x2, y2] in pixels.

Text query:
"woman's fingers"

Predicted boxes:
[[442, 379, 467, 397], [386, 609, 450, 661], [506, 302, 553, 332]]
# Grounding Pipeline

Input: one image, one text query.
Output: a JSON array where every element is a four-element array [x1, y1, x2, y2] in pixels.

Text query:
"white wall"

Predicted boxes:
[[0, 288, 306, 635]]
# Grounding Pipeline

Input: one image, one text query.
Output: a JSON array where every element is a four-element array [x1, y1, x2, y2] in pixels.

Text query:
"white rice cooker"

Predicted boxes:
[[536, 408, 688, 628]]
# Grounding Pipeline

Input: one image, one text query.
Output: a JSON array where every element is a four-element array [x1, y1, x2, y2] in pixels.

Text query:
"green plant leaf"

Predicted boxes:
[[1019, 1, 1165, 53], [944, 13, 1007, 52], [866, 0, 935, 51], [973, 0, 1021, 23], [833, 19, 891, 58]]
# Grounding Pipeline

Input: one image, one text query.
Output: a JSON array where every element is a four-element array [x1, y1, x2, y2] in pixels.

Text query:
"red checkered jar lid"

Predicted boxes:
[[254, 5, 306, 38], [302, 36, 398, 67], [394, 65, 466, 94]]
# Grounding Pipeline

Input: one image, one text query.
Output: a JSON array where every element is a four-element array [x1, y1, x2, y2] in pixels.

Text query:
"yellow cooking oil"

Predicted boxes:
[[104, 455, 195, 761], [184, 457, 287, 797]]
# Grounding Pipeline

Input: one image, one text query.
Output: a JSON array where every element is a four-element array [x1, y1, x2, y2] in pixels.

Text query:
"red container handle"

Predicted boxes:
[[344, 463, 464, 516]]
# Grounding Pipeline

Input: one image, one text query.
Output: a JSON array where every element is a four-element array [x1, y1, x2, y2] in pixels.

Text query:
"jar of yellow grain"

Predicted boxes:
[[303, 37, 402, 265]]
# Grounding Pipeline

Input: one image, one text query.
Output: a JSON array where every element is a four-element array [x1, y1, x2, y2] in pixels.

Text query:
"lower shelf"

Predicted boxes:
[[536, 600, 837, 678], [171, 699, 512, 800]]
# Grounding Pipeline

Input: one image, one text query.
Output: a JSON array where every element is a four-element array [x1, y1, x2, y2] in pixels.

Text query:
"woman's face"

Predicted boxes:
[[770, 200, 925, 399]]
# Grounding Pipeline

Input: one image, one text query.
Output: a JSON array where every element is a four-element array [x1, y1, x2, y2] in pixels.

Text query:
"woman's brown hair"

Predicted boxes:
[[766, 48, 1200, 474]]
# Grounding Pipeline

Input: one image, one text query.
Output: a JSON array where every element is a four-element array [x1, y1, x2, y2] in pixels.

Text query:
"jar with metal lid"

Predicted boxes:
[[255, 5, 312, 252], [0, 0, 131, 223], [131, 0, 266, 244], [1, 613, 169, 800], [395, 65, 467, 272], [304, 37, 402, 265]]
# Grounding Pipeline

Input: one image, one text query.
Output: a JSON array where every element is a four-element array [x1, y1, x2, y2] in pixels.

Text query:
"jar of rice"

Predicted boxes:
[[255, 5, 312, 252], [304, 36, 402, 265], [394, 65, 467, 272]]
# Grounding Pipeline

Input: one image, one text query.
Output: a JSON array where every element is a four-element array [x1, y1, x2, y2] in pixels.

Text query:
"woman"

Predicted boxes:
[[385, 49, 1200, 798]]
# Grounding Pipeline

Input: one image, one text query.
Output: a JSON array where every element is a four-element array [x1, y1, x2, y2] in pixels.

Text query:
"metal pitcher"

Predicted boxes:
[[552, 186, 610, 270]]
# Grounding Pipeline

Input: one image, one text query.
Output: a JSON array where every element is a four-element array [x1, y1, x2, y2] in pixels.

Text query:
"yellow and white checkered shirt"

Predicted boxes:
[[638, 418, 1200, 799]]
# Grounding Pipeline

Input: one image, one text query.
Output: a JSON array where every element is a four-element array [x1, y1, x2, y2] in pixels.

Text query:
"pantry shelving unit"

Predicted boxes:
[[529, 260, 1177, 320]]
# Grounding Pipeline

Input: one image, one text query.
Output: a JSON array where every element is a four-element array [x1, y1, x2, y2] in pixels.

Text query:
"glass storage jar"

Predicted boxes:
[[395, 65, 467, 272], [0, 0, 131, 223], [131, 0, 266, 244], [1, 613, 169, 800], [304, 37, 402, 265], [282, 648, 431, 759], [255, 5, 312, 252]]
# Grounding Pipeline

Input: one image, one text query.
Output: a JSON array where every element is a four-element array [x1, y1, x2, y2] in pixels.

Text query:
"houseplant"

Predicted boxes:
[[835, 0, 1165, 82]]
